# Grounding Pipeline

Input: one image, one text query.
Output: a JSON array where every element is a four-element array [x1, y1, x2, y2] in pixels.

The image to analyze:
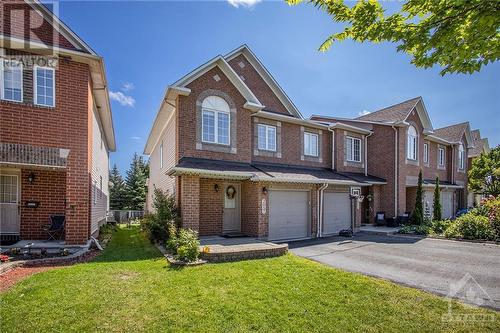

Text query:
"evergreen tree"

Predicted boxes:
[[433, 177, 442, 222], [410, 170, 424, 225], [109, 164, 127, 210], [125, 153, 148, 210]]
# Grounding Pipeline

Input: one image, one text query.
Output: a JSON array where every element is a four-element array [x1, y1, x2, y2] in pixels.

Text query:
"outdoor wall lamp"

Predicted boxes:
[[262, 186, 268, 194], [214, 184, 219, 192], [28, 172, 36, 184]]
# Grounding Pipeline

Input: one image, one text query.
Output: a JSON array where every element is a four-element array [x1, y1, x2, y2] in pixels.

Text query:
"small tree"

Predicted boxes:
[[410, 170, 424, 225], [433, 177, 442, 222], [125, 153, 148, 210], [469, 146, 500, 197], [109, 164, 127, 210]]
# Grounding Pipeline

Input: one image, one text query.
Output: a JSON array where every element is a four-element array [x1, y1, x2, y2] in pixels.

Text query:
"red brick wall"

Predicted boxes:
[[199, 178, 223, 236], [227, 54, 289, 115], [178, 67, 252, 163], [0, 0, 78, 51], [334, 129, 365, 173], [180, 175, 200, 232], [1, 54, 91, 244], [20, 169, 66, 239], [241, 181, 267, 237]]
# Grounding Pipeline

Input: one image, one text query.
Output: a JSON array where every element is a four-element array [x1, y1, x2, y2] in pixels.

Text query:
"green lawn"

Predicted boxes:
[[1, 226, 497, 332]]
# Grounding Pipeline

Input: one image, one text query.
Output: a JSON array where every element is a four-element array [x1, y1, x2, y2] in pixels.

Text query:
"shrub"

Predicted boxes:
[[444, 213, 495, 240], [430, 219, 453, 235], [167, 228, 200, 262], [140, 188, 179, 243], [398, 224, 430, 235], [410, 170, 424, 225], [480, 195, 500, 238]]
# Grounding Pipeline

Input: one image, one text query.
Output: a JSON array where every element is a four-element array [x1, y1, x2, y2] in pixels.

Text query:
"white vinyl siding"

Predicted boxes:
[[160, 141, 164, 169], [257, 124, 276, 151], [438, 147, 446, 167], [346, 136, 361, 162], [1, 60, 23, 102], [407, 125, 417, 160], [304, 132, 319, 157], [34, 66, 55, 107]]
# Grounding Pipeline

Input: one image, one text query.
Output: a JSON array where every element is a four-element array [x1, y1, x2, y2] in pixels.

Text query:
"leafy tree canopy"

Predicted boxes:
[[287, 0, 500, 75], [469, 146, 500, 196]]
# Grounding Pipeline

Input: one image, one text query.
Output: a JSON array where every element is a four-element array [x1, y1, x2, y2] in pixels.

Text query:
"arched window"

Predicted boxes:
[[458, 144, 465, 169], [407, 125, 418, 160], [201, 96, 230, 145]]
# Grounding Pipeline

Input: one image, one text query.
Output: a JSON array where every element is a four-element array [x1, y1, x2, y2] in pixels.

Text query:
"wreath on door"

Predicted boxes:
[[226, 185, 236, 199]]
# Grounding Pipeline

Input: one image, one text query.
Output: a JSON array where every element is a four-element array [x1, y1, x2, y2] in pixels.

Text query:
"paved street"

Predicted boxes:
[[290, 233, 500, 310]]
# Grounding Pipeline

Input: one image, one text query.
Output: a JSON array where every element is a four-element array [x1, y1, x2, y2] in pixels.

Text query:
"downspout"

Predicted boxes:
[[317, 183, 328, 237], [364, 132, 373, 176], [391, 125, 398, 217], [329, 127, 335, 170]]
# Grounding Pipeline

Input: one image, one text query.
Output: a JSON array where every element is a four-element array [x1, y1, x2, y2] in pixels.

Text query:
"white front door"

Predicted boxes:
[[323, 191, 351, 235], [223, 184, 241, 233], [0, 173, 20, 235], [268, 190, 309, 241]]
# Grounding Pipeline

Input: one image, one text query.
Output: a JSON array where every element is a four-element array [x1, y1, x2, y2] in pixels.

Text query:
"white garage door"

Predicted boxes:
[[441, 191, 454, 219], [269, 190, 309, 241], [323, 191, 351, 235]]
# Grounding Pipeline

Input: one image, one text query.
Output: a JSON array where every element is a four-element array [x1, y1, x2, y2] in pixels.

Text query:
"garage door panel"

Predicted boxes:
[[269, 190, 309, 241], [323, 192, 351, 235], [441, 191, 454, 219]]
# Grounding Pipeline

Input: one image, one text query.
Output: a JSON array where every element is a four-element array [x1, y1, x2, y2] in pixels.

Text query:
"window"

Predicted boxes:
[[257, 124, 276, 151], [407, 125, 417, 160], [346, 136, 361, 162], [424, 143, 429, 164], [99, 176, 102, 199], [304, 132, 319, 157], [438, 147, 445, 167], [34, 66, 55, 107], [160, 141, 164, 169], [1, 60, 23, 102], [201, 96, 230, 145], [458, 144, 465, 169]]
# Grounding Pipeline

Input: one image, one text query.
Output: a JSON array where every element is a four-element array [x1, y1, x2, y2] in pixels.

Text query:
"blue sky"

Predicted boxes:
[[54, 0, 500, 174]]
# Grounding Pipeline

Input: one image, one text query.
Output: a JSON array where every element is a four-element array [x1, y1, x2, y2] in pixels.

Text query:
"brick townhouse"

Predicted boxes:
[[145, 45, 386, 241], [146, 45, 483, 241], [0, 0, 115, 244], [467, 129, 490, 206]]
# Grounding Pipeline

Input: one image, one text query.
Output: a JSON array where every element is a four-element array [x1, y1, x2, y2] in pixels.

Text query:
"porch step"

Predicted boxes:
[[359, 225, 400, 235]]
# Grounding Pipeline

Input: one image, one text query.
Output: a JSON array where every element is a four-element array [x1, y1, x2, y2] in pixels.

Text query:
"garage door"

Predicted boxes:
[[441, 191, 454, 219], [423, 191, 434, 219], [323, 191, 351, 235], [269, 190, 309, 241]]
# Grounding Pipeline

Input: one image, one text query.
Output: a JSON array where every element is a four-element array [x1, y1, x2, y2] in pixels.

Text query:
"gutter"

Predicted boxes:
[[391, 125, 398, 217], [317, 183, 328, 237], [329, 128, 335, 170]]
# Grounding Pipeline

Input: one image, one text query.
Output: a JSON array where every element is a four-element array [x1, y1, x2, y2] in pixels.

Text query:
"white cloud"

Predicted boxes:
[[109, 91, 135, 107], [358, 110, 371, 116], [131, 136, 141, 141], [121, 82, 135, 92], [228, 0, 262, 8]]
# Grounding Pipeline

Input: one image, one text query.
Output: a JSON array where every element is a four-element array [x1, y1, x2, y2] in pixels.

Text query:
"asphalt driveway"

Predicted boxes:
[[289, 233, 500, 310]]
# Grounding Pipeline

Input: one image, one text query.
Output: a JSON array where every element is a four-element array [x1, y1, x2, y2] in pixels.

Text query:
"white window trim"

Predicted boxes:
[[201, 108, 230, 146], [423, 143, 429, 164], [458, 145, 465, 170], [304, 132, 319, 157], [438, 147, 446, 167], [160, 140, 164, 169], [1, 59, 23, 103], [406, 126, 418, 161], [33, 65, 55, 107], [346, 136, 362, 162], [257, 124, 277, 152]]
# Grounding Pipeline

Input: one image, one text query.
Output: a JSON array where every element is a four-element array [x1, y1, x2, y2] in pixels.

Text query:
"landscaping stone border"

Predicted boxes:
[[200, 244, 288, 263]]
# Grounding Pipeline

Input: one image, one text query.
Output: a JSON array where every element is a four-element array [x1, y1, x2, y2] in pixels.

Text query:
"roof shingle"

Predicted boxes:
[[433, 122, 469, 143], [356, 97, 421, 123]]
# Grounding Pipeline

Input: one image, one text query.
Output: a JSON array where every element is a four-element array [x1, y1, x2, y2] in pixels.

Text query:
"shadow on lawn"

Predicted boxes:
[[91, 225, 164, 263]]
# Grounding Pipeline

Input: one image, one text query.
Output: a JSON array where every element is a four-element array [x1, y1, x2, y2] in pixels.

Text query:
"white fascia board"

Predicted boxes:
[[330, 122, 372, 135], [225, 45, 303, 119], [244, 101, 265, 111], [167, 167, 254, 180], [310, 114, 394, 127], [405, 98, 433, 132], [253, 111, 328, 130], [250, 176, 364, 186], [425, 135, 453, 146], [144, 86, 190, 155]]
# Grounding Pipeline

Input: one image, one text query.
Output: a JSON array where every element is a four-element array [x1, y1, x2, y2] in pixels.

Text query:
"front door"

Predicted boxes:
[[223, 183, 241, 233], [0, 172, 21, 235]]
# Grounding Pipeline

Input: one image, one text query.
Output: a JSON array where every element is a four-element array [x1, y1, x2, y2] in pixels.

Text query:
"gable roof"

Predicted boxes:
[[468, 129, 490, 157], [433, 122, 473, 147], [354, 96, 433, 132], [26, 0, 97, 55], [225, 45, 303, 119]]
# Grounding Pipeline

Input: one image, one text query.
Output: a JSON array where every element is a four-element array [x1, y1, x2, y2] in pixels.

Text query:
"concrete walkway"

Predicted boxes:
[[290, 233, 500, 310]]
